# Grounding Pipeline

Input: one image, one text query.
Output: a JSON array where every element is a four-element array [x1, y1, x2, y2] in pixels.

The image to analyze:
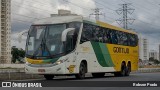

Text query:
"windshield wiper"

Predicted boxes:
[[41, 38, 53, 58]]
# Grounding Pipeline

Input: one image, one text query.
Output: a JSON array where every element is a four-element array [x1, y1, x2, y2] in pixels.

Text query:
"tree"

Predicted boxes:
[[149, 57, 160, 65], [154, 60, 160, 65], [11, 47, 25, 63], [149, 57, 154, 62]]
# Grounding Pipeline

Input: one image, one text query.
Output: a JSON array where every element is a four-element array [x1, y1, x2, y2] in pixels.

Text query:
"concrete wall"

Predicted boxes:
[[0, 64, 24, 68]]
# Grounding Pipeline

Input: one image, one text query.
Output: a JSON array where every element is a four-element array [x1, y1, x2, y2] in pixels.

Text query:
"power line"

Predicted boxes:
[[12, 18, 33, 23], [12, 1, 55, 14], [116, 3, 135, 30], [64, 0, 92, 11], [122, 0, 159, 18], [89, 8, 104, 21], [120, 0, 160, 28], [93, 0, 115, 12], [12, 13, 39, 20], [64, 0, 115, 22], [12, 5, 49, 17]]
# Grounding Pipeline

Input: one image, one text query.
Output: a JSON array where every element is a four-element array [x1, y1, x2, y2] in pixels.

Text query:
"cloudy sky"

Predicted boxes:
[[11, 0, 160, 51]]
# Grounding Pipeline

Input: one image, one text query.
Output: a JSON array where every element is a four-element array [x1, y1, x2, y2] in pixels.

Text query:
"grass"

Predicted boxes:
[[139, 65, 160, 68]]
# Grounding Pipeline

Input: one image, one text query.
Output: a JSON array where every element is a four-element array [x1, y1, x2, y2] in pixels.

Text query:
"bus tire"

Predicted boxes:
[[114, 62, 126, 77], [44, 75, 54, 80], [125, 63, 131, 76], [75, 62, 86, 79], [92, 73, 105, 78]]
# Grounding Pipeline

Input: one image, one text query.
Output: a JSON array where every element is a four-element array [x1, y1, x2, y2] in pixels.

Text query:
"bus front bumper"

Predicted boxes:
[[25, 63, 66, 75]]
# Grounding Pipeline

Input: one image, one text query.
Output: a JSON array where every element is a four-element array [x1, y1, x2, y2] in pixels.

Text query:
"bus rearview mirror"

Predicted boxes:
[[61, 28, 75, 42]]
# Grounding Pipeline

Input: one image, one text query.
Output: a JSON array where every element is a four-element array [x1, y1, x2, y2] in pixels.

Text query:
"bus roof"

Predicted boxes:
[[33, 15, 136, 34], [33, 15, 83, 25]]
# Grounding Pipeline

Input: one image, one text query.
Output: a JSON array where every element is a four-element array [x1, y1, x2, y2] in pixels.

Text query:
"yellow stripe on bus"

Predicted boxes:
[[26, 58, 43, 64]]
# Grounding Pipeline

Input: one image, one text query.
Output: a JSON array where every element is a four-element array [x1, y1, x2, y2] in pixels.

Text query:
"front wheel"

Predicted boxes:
[[44, 75, 54, 80], [75, 62, 86, 79]]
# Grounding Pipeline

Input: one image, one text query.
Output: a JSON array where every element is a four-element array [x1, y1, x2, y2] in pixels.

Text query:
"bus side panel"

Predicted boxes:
[[106, 44, 139, 72], [76, 41, 138, 73], [76, 42, 115, 73], [76, 42, 96, 73], [90, 42, 116, 72]]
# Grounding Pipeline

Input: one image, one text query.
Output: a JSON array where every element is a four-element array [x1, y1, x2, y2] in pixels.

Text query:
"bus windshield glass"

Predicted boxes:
[[26, 22, 81, 59]]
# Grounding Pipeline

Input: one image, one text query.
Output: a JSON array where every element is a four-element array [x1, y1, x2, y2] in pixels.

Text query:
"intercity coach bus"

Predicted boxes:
[[25, 15, 139, 80]]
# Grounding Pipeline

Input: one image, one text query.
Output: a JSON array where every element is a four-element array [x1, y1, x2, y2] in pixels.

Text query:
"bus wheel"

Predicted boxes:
[[75, 62, 86, 79], [44, 75, 54, 80], [92, 73, 105, 78], [125, 63, 131, 76], [114, 63, 126, 77]]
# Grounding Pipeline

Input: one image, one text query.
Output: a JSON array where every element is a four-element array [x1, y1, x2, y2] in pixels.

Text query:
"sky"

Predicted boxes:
[[11, 0, 160, 51]]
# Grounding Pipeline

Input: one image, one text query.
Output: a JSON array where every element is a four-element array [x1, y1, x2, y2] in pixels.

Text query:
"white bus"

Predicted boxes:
[[25, 15, 139, 80]]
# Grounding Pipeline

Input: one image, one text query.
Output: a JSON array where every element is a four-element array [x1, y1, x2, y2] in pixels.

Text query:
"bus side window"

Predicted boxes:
[[123, 32, 128, 46], [80, 23, 92, 44], [127, 33, 131, 46], [117, 31, 123, 45], [111, 30, 118, 44], [98, 27, 103, 43], [135, 35, 139, 46], [91, 26, 98, 42], [68, 22, 81, 48], [66, 33, 74, 52], [129, 34, 137, 46], [105, 29, 111, 44], [132, 34, 138, 47], [103, 28, 108, 43], [98, 27, 102, 42]]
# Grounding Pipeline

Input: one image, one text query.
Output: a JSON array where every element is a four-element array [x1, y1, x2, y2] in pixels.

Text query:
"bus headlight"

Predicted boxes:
[[26, 61, 30, 65], [53, 59, 68, 66], [56, 60, 63, 65], [53, 60, 64, 66]]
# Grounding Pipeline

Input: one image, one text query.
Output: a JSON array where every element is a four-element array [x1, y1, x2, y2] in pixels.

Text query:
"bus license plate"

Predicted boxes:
[[38, 69, 45, 72]]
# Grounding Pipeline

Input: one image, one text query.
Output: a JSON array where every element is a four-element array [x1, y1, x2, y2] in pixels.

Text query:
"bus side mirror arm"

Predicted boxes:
[[61, 28, 75, 42]]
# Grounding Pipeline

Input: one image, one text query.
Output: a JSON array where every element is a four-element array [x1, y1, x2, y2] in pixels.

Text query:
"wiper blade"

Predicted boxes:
[[41, 38, 53, 58]]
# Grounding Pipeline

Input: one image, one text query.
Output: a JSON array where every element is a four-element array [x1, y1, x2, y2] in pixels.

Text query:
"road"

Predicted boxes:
[[7, 72, 160, 90], [51, 72, 160, 81]]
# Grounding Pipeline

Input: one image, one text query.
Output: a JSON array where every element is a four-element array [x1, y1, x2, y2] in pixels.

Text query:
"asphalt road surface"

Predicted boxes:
[[7, 72, 160, 90], [51, 72, 160, 81]]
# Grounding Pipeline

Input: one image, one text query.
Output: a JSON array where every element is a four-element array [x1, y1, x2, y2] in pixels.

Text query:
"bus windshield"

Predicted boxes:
[[26, 22, 81, 59]]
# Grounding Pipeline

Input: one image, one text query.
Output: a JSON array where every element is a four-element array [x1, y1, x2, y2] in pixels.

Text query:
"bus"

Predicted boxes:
[[25, 15, 139, 80]]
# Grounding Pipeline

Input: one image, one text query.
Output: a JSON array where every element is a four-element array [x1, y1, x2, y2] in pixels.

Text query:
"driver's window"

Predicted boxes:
[[66, 33, 74, 53]]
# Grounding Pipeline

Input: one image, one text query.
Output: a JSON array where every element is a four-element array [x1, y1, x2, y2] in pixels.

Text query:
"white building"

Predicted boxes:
[[159, 45, 160, 61], [149, 50, 159, 60], [139, 34, 149, 61], [0, 0, 11, 64], [51, 9, 78, 17]]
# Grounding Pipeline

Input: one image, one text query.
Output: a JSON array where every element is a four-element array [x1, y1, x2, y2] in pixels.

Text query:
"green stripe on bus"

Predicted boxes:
[[42, 57, 60, 63], [91, 42, 108, 67], [99, 43, 114, 67], [91, 42, 114, 67]]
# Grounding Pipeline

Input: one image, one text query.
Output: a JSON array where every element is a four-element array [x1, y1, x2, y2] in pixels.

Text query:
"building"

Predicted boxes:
[[139, 35, 149, 61], [51, 9, 78, 17], [159, 45, 160, 61], [0, 0, 11, 64], [149, 50, 159, 60]]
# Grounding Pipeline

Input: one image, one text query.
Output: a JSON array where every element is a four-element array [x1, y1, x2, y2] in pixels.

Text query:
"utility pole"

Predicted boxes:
[[116, 3, 135, 30], [90, 8, 104, 21]]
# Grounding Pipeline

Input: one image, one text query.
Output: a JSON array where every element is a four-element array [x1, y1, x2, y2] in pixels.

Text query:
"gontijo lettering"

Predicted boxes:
[[113, 47, 129, 54]]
